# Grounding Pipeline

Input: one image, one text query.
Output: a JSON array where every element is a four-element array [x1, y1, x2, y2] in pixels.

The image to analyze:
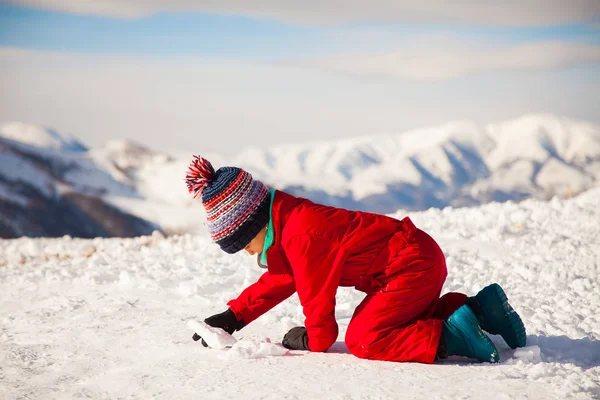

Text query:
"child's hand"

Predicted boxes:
[[192, 309, 245, 346], [282, 326, 310, 350]]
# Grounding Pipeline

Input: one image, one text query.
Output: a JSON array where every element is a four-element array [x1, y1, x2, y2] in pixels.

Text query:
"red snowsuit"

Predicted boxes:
[[227, 191, 467, 363]]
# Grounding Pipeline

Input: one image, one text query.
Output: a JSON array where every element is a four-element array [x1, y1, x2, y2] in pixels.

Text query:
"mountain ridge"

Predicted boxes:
[[0, 126, 157, 238], [1, 113, 599, 237], [230, 113, 599, 211]]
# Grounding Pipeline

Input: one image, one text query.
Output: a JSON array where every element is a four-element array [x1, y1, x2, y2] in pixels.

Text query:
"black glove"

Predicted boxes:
[[192, 309, 245, 347], [282, 326, 310, 351]]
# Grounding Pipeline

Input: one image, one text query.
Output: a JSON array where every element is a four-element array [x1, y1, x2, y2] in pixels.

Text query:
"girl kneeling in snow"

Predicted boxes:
[[186, 156, 526, 363]]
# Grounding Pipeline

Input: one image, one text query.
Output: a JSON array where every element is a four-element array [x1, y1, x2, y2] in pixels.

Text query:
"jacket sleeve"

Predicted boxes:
[[227, 270, 296, 325], [283, 234, 346, 352]]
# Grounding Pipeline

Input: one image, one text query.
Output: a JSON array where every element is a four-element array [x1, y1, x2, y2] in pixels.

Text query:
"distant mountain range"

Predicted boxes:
[[237, 114, 600, 211], [1, 114, 599, 238], [0, 123, 157, 238]]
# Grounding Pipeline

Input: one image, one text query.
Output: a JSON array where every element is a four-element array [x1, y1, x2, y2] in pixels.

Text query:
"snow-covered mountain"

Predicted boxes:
[[1, 114, 599, 238], [0, 124, 158, 238], [0, 122, 87, 152], [234, 114, 600, 211]]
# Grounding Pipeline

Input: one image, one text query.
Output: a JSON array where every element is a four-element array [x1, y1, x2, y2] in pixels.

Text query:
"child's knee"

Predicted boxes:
[[345, 332, 377, 359], [345, 338, 368, 359]]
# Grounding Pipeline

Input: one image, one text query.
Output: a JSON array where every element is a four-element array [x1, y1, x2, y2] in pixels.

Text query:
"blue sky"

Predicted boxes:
[[1, 5, 598, 57], [0, 5, 317, 57], [0, 2, 599, 153]]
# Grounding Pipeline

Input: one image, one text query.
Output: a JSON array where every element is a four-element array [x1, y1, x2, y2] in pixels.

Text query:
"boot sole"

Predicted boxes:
[[477, 284, 527, 349], [449, 305, 500, 363]]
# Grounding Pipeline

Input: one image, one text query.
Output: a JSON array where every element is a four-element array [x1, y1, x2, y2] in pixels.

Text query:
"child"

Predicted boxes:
[[186, 156, 526, 363]]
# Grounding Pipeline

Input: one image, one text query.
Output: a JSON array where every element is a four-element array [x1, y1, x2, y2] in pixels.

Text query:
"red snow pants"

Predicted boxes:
[[345, 228, 466, 364]]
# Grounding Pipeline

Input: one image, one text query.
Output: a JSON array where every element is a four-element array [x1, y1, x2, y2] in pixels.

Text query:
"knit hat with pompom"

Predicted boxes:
[[185, 156, 270, 254]]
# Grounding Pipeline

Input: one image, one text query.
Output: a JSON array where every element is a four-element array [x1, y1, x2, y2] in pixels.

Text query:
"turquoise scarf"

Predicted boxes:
[[259, 189, 276, 266]]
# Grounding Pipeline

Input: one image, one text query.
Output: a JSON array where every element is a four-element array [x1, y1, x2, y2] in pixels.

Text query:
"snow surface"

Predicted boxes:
[[1, 190, 599, 399]]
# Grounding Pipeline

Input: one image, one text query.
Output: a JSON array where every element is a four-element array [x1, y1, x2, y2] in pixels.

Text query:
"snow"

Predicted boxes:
[[536, 159, 593, 195], [61, 157, 139, 198], [90, 142, 210, 234], [3, 114, 600, 237], [0, 150, 55, 199], [103, 196, 207, 235], [224, 337, 289, 360], [1, 188, 599, 399], [0, 134, 139, 204], [0, 180, 29, 206], [228, 113, 600, 201], [0, 122, 86, 152], [187, 320, 238, 349]]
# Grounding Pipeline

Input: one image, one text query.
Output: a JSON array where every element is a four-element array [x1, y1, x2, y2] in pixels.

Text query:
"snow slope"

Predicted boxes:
[[232, 114, 600, 211], [0, 128, 157, 238], [0, 123, 207, 237], [89, 140, 208, 235], [1, 189, 599, 399]]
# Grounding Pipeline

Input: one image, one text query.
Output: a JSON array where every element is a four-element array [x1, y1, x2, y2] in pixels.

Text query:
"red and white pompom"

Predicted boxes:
[[185, 155, 216, 199]]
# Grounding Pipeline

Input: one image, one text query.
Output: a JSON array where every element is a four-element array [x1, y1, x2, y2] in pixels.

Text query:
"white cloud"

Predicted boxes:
[[6, 0, 600, 26], [297, 41, 600, 81], [1, 46, 599, 155]]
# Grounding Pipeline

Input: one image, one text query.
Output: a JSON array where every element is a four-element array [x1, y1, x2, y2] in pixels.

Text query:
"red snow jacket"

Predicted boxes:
[[227, 190, 420, 352]]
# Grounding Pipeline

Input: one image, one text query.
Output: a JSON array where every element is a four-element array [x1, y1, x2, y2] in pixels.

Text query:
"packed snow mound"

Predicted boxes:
[[0, 122, 87, 152], [1, 188, 599, 399]]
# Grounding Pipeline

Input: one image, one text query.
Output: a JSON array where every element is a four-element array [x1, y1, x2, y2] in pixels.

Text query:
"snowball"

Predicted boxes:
[[187, 320, 237, 349]]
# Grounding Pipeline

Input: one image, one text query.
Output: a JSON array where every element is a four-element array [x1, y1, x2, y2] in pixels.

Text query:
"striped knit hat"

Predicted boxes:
[[185, 155, 270, 254]]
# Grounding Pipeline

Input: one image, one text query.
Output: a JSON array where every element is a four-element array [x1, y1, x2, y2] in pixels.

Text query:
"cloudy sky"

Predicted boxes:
[[0, 1, 599, 154]]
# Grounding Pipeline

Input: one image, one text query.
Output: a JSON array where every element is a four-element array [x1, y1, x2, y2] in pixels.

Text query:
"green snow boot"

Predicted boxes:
[[466, 283, 527, 349], [442, 305, 500, 363]]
